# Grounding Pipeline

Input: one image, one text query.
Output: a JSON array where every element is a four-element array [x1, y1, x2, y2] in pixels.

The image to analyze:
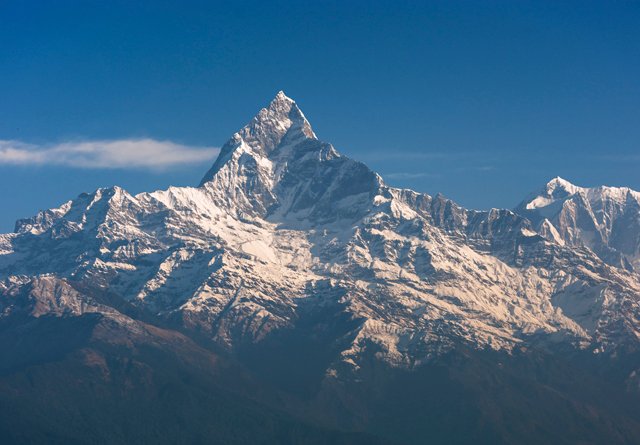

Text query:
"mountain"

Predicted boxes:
[[515, 176, 640, 271], [2, 92, 640, 444]]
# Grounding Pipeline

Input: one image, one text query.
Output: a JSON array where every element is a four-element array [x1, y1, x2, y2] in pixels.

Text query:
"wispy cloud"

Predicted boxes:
[[383, 172, 440, 180], [0, 139, 219, 170], [460, 165, 495, 172], [359, 151, 466, 162], [590, 154, 640, 162]]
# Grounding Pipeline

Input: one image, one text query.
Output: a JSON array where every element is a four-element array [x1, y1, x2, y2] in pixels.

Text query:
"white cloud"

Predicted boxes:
[[0, 139, 219, 170]]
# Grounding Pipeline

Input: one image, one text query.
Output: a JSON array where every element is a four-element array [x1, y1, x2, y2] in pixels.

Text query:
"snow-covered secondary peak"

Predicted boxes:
[[545, 176, 581, 196], [528, 176, 640, 209], [520, 176, 640, 213], [519, 177, 581, 211], [515, 177, 640, 271]]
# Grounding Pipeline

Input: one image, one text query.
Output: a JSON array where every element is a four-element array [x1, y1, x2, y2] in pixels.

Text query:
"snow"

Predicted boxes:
[[2, 91, 640, 379], [240, 240, 278, 263]]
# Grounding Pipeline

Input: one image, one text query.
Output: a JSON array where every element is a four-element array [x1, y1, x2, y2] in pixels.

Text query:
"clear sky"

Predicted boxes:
[[1, 1, 639, 231]]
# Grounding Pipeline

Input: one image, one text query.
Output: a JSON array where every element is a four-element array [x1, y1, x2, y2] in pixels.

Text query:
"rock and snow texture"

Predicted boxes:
[[1, 92, 640, 380], [516, 176, 640, 272]]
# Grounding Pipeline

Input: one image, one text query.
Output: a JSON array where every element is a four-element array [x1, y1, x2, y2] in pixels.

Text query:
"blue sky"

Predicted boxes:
[[1, 1, 639, 231]]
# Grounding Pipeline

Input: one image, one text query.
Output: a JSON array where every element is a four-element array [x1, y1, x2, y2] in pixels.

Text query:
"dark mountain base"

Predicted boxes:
[[0, 314, 389, 445], [314, 347, 640, 445], [3, 313, 640, 444], [235, 329, 640, 445]]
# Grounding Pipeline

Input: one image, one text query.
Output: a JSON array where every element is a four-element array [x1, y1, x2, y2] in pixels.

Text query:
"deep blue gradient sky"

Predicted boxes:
[[1, 1, 639, 231]]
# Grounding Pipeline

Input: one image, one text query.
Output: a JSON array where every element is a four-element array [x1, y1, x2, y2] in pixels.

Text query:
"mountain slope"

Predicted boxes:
[[2, 92, 640, 443], [0, 276, 391, 445]]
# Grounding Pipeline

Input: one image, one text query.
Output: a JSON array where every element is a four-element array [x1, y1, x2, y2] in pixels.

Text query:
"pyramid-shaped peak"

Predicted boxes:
[[548, 176, 574, 187], [241, 91, 316, 152], [259, 90, 308, 129], [257, 90, 302, 124], [271, 90, 294, 105], [198, 92, 318, 185]]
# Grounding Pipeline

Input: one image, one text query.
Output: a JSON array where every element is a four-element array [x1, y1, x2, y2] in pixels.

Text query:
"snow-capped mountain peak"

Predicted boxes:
[[197, 93, 367, 220], [245, 90, 317, 151], [523, 177, 581, 210], [199, 91, 317, 186]]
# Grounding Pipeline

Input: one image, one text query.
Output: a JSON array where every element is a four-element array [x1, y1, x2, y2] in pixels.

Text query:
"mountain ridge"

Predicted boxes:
[[3, 92, 640, 360], [2, 92, 640, 444]]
